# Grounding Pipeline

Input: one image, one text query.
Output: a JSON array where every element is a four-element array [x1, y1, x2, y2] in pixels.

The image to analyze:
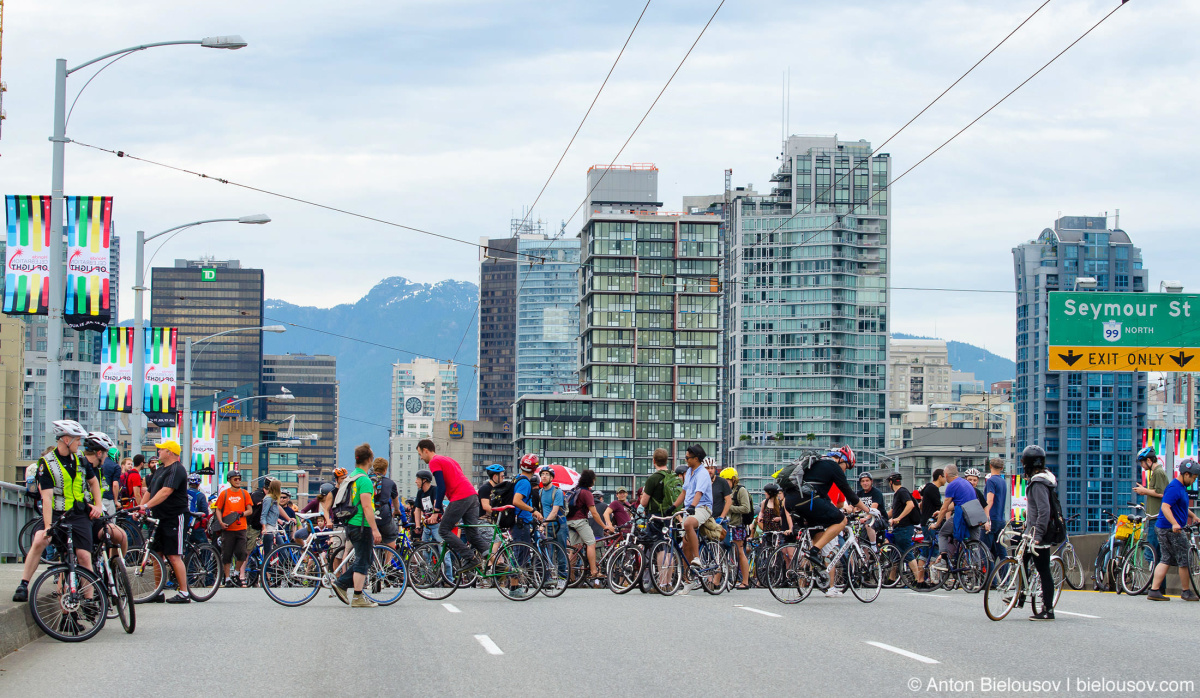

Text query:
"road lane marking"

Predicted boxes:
[[864, 641, 940, 664], [1055, 610, 1100, 618], [905, 593, 950, 598], [734, 605, 782, 618], [442, 603, 461, 613], [474, 635, 504, 655]]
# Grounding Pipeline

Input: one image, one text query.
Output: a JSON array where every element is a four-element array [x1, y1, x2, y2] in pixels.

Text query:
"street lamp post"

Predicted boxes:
[[46, 36, 249, 453], [181, 326, 285, 469], [130, 214, 270, 456]]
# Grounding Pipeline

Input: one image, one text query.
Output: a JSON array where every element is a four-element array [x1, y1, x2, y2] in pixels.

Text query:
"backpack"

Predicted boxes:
[[1032, 479, 1066, 547], [775, 453, 821, 495], [248, 488, 267, 531], [657, 471, 682, 515], [25, 464, 39, 497], [490, 479, 517, 528], [565, 487, 588, 518], [332, 474, 366, 526]]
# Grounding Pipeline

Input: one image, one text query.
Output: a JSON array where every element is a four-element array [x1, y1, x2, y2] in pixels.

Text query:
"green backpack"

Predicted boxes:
[[657, 471, 682, 514]]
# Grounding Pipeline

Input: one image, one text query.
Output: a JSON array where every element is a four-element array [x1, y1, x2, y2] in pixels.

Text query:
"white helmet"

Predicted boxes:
[[85, 431, 116, 453], [52, 420, 87, 440]]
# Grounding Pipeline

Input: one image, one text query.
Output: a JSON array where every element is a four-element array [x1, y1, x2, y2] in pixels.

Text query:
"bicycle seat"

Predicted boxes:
[[297, 512, 323, 520]]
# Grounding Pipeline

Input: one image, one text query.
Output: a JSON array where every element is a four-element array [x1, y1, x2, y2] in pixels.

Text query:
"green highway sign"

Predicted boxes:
[[1048, 291, 1200, 372], [201, 268, 216, 282]]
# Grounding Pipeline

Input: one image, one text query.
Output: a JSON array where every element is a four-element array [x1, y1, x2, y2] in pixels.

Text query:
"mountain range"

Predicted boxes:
[[263, 277, 477, 464], [261, 280, 1017, 465]]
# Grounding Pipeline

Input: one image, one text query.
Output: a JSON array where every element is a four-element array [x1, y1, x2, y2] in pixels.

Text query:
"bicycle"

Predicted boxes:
[[567, 527, 622, 588], [260, 526, 408, 607], [803, 511, 883, 603], [1092, 505, 1155, 594], [1186, 524, 1200, 590], [530, 521, 569, 597], [408, 506, 545, 601], [644, 511, 729, 596], [902, 520, 991, 593], [999, 514, 1084, 590], [984, 529, 1064, 621], [92, 514, 136, 634], [27, 515, 131, 642], [122, 512, 222, 603]]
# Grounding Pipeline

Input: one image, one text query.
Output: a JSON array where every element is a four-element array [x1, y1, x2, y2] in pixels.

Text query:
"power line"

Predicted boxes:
[[262, 315, 473, 367]]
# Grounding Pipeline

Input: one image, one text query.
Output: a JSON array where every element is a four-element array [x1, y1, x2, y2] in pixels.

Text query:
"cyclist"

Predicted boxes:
[[371, 457, 402, 551], [119, 455, 145, 508], [1023, 445, 1062, 620], [757, 482, 792, 534], [1147, 458, 1200, 602], [99, 445, 121, 516], [789, 447, 870, 574], [512, 454, 543, 547], [887, 472, 925, 585], [418, 439, 489, 573], [1133, 446, 1168, 561], [12, 421, 106, 604], [187, 474, 208, 521], [856, 473, 885, 548], [928, 464, 984, 575], [478, 463, 508, 561], [79, 432, 129, 555], [674, 445, 713, 573], [214, 471, 252, 586], [538, 465, 569, 575], [722, 468, 753, 589]]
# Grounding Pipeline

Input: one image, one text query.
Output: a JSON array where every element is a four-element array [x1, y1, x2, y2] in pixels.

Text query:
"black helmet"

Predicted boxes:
[[416, 469, 433, 483], [1021, 445, 1046, 477], [674, 465, 688, 476], [763, 482, 781, 495]]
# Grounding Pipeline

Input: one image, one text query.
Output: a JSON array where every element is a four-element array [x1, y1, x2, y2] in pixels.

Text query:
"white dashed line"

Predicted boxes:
[[864, 641, 940, 664], [905, 593, 950, 598], [442, 603, 461, 613], [734, 605, 782, 618], [474, 634, 504, 655], [1055, 610, 1100, 619]]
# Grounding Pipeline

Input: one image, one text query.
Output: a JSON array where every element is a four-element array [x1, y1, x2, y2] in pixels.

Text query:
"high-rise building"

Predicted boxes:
[[263, 353, 339, 488], [722, 135, 890, 490], [150, 258, 265, 396], [516, 234, 580, 400], [477, 237, 518, 422], [1012, 215, 1148, 534], [514, 166, 722, 493], [888, 339, 951, 410], [0, 316, 25, 482], [586, 164, 661, 217], [392, 357, 458, 436]]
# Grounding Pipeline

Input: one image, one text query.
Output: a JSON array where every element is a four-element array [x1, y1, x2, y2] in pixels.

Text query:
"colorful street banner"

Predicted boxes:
[[159, 413, 181, 443], [3, 195, 52, 315], [191, 410, 217, 472], [1010, 476, 1027, 522], [64, 196, 113, 331], [144, 327, 178, 426], [99, 327, 135, 412], [1142, 427, 1200, 479]]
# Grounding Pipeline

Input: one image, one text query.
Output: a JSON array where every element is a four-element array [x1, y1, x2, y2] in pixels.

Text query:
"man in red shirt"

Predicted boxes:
[[418, 439, 489, 570]]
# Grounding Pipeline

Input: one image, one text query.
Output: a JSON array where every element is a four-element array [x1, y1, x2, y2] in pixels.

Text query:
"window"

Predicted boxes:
[[240, 435, 253, 448]]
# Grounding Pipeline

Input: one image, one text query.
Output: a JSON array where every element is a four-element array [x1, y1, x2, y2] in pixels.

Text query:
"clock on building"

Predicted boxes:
[[405, 397, 424, 415]]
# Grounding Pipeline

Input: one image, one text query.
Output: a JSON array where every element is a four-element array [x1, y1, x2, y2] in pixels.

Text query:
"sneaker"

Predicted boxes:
[[149, 592, 166, 603], [1029, 609, 1054, 621], [12, 584, 28, 603], [930, 557, 948, 573], [455, 554, 482, 574], [689, 557, 702, 569], [165, 593, 191, 604], [1182, 590, 1200, 602], [824, 587, 844, 598], [1147, 589, 1169, 601], [806, 548, 823, 565], [350, 594, 378, 608]]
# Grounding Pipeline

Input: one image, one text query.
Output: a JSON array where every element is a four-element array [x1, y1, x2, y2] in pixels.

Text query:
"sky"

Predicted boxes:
[[1, 0, 1196, 361]]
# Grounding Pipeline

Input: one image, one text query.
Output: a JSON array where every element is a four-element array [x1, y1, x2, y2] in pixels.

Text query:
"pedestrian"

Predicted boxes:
[[260, 479, 293, 562], [1022, 445, 1062, 620], [567, 468, 612, 585], [756, 483, 791, 534], [418, 439, 490, 574], [722, 468, 753, 589], [214, 472, 251, 586], [372, 457, 401, 550], [983, 459, 1008, 559], [1133, 447, 1168, 559], [331, 444, 383, 607], [138, 438, 191, 603], [604, 487, 633, 534], [1147, 458, 1200, 602], [119, 456, 145, 508]]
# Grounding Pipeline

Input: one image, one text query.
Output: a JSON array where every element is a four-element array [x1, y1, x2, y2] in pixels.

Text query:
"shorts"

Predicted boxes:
[[788, 494, 845, 530], [730, 525, 748, 543], [152, 513, 186, 557], [891, 525, 916, 552], [1158, 529, 1190, 568], [690, 505, 713, 527], [49, 513, 96, 553], [567, 518, 595, 547], [246, 527, 261, 554], [378, 518, 399, 544], [220, 529, 248, 564], [102, 499, 116, 516]]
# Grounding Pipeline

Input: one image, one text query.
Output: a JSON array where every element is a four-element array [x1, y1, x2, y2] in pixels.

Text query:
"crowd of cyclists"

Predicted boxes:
[[15, 419, 1199, 625]]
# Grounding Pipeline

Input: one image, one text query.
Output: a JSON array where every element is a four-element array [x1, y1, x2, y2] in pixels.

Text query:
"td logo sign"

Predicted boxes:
[[201, 269, 216, 282]]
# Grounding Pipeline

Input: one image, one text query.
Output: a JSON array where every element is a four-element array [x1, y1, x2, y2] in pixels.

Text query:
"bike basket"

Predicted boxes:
[[1114, 515, 1134, 540]]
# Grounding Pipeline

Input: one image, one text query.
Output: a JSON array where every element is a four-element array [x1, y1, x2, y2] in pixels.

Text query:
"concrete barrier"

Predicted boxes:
[[0, 601, 41, 659]]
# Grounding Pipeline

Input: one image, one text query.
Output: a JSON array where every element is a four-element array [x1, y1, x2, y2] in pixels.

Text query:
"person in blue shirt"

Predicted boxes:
[[674, 445, 714, 572], [1147, 459, 1200, 601], [983, 459, 1009, 560], [511, 455, 543, 549], [186, 474, 208, 518], [929, 464, 984, 571]]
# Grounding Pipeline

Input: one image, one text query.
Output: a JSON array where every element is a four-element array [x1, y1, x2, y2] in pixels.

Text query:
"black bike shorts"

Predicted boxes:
[[786, 492, 845, 530], [47, 513, 96, 553]]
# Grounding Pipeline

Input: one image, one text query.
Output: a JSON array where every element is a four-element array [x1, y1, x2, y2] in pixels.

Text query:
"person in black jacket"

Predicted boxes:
[[1023, 445, 1057, 621]]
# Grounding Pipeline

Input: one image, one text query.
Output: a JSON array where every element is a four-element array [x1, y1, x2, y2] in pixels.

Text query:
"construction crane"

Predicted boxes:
[[0, 0, 6, 148]]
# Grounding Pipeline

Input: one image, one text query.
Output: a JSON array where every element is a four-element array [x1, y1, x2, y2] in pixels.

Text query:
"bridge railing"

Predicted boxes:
[[0, 481, 35, 563]]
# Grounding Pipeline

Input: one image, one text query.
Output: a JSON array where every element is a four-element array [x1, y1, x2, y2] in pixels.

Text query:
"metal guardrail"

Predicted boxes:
[[0, 481, 35, 563]]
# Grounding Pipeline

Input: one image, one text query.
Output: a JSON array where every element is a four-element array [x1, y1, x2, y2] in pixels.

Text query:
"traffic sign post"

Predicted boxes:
[[1048, 291, 1200, 371]]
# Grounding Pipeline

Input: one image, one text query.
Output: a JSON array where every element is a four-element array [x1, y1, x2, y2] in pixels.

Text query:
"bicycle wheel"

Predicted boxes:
[[123, 548, 166, 603], [409, 542, 456, 600], [1190, 546, 1200, 586], [984, 557, 1022, 621], [1092, 542, 1111, 591], [538, 540, 570, 598], [848, 546, 882, 603], [698, 542, 727, 595], [245, 547, 263, 588], [958, 540, 991, 594], [878, 544, 904, 589], [605, 544, 643, 595], [1028, 556, 1064, 615], [901, 542, 938, 592], [185, 543, 222, 602], [18, 517, 39, 559], [491, 542, 544, 601], [566, 545, 587, 588], [29, 565, 108, 642], [1119, 541, 1157, 596], [364, 546, 407, 606], [648, 541, 683, 596], [110, 557, 136, 634], [262, 545, 323, 607], [1059, 542, 1084, 590], [765, 545, 815, 604], [118, 518, 145, 550]]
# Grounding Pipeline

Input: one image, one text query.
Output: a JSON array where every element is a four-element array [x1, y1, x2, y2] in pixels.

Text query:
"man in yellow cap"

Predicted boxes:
[[138, 439, 192, 603]]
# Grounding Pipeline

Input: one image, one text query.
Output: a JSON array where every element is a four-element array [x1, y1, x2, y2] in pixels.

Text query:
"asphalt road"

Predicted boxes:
[[1, 585, 1197, 697]]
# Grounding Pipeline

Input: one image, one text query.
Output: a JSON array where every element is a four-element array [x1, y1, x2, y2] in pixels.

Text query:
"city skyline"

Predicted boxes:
[[0, 1, 1194, 360]]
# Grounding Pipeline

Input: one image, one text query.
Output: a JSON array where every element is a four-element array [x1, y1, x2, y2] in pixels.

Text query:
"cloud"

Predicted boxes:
[[0, 0, 1195, 363]]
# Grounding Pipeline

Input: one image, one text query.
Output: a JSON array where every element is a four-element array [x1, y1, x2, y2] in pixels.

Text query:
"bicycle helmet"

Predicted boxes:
[[84, 431, 116, 453], [52, 419, 87, 440], [719, 467, 738, 480], [537, 465, 555, 476], [1021, 444, 1046, 478], [319, 482, 336, 496], [1136, 446, 1156, 462], [416, 469, 433, 483], [187, 473, 202, 486], [1178, 458, 1200, 477], [886, 472, 903, 484], [674, 465, 688, 476], [834, 445, 856, 467], [963, 468, 982, 478], [333, 467, 347, 478], [485, 464, 505, 475], [519, 453, 539, 471], [763, 482, 781, 496]]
